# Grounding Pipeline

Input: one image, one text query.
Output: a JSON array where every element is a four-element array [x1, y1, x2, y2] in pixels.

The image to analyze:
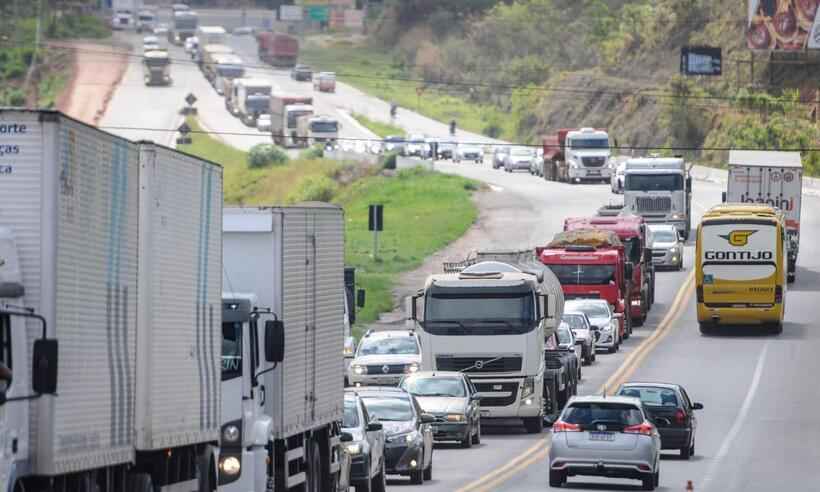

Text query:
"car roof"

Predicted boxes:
[[355, 387, 411, 396], [403, 371, 464, 379], [568, 395, 643, 406], [620, 382, 682, 391], [363, 329, 417, 339], [647, 224, 677, 231], [565, 298, 609, 307]]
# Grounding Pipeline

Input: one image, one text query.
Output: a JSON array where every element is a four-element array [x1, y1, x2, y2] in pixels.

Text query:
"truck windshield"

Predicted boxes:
[[570, 137, 609, 149], [625, 173, 683, 191], [176, 18, 197, 29], [651, 230, 677, 243], [424, 292, 535, 336], [310, 121, 338, 133], [287, 110, 312, 128], [222, 322, 242, 381], [547, 264, 615, 285], [217, 65, 244, 78], [145, 58, 169, 67], [246, 95, 270, 113]]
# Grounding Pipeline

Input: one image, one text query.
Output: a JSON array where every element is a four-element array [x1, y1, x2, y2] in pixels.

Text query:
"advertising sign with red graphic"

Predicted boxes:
[[747, 0, 820, 50]]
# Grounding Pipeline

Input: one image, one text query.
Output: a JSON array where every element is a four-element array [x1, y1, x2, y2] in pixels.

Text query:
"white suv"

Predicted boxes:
[[347, 330, 422, 386]]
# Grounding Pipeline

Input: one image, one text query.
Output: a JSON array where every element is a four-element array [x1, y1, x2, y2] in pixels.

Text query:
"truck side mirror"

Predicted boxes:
[[539, 294, 551, 320], [356, 289, 366, 308], [32, 339, 58, 395], [643, 247, 652, 263], [686, 176, 692, 192], [409, 294, 419, 321], [264, 319, 285, 363], [624, 263, 634, 279], [721, 191, 727, 203]]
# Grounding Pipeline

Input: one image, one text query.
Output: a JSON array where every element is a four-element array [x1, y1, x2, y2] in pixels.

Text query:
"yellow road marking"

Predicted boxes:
[[455, 271, 696, 492]]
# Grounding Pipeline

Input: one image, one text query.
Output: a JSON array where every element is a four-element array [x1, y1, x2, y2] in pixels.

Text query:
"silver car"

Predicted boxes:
[[565, 298, 623, 352], [647, 224, 683, 270], [503, 146, 535, 172], [560, 312, 596, 365], [347, 330, 422, 386], [549, 395, 661, 490], [492, 146, 510, 169], [454, 144, 483, 163]]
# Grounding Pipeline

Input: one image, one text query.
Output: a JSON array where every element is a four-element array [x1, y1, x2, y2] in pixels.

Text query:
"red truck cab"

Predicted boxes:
[[536, 230, 630, 339], [563, 215, 655, 325]]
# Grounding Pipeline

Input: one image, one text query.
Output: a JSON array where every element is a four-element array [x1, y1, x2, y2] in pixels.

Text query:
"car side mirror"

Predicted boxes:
[[692, 402, 704, 410], [340, 432, 354, 442], [470, 393, 482, 401], [32, 338, 58, 395], [265, 319, 285, 363], [357, 289, 366, 308], [590, 325, 600, 331], [367, 421, 383, 431], [420, 413, 435, 424], [594, 331, 601, 341]]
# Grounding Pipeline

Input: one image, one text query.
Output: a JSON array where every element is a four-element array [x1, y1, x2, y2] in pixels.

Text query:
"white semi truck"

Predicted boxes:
[[231, 79, 273, 127], [220, 205, 347, 491], [296, 115, 340, 147], [269, 94, 314, 148], [620, 157, 692, 239], [411, 250, 564, 434], [725, 150, 803, 283], [0, 109, 222, 491]]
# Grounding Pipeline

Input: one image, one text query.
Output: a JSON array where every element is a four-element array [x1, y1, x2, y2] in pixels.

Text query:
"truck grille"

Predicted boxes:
[[636, 196, 671, 212], [472, 381, 519, 407], [436, 356, 522, 373], [581, 156, 606, 167], [365, 364, 406, 375]]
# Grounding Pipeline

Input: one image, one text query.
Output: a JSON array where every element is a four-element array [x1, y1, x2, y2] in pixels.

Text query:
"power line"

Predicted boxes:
[[98, 124, 820, 153], [31, 42, 820, 108]]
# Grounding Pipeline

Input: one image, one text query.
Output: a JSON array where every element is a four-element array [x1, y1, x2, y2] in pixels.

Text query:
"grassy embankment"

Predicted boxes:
[[350, 112, 404, 138], [300, 42, 515, 140], [0, 12, 110, 107], [179, 118, 478, 335]]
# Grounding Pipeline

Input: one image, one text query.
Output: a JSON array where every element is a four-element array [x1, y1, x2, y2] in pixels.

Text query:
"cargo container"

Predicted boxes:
[[256, 32, 299, 67], [0, 109, 222, 491]]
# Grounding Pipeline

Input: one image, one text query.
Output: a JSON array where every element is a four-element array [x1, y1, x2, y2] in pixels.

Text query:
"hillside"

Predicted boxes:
[[306, 0, 820, 174]]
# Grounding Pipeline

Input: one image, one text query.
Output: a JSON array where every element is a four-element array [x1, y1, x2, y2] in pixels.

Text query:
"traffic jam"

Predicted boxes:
[[343, 142, 801, 490]]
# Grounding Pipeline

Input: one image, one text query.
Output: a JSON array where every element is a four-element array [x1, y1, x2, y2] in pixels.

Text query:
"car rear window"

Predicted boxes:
[[562, 402, 643, 429], [619, 387, 679, 407]]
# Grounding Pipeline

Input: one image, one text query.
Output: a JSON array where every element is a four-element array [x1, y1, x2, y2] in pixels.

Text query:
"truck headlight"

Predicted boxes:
[[352, 364, 367, 375], [222, 424, 240, 444], [446, 413, 465, 422], [219, 456, 241, 476], [671, 213, 682, 220], [343, 345, 354, 357], [405, 362, 419, 374], [346, 443, 362, 455], [521, 377, 535, 398], [569, 160, 579, 169]]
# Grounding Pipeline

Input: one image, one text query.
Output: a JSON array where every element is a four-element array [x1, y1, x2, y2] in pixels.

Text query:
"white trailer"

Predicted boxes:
[[0, 109, 222, 492], [725, 150, 803, 283], [221, 205, 346, 491]]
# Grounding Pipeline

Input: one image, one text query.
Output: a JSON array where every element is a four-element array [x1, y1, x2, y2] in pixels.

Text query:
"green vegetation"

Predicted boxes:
[[46, 14, 111, 40], [179, 118, 479, 328], [350, 112, 404, 138], [248, 143, 289, 168]]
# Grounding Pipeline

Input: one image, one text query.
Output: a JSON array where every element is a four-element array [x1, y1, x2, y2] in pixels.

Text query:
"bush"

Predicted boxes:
[[47, 15, 110, 39], [381, 151, 399, 170], [301, 145, 324, 160], [2, 88, 26, 107], [248, 143, 288, 168], [288, 175, 339, 203]]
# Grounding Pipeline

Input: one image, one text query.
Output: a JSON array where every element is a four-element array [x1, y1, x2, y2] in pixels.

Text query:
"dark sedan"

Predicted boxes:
[[342, 390, 386, 492], [357, 387, 435, 484], [291, 64, 313, 81], [616, 382, 703, 459], [399, 371, 481, 448]]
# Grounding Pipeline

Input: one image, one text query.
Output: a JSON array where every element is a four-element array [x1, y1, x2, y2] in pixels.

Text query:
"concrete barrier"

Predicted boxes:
[[324, 149, 379, 165]]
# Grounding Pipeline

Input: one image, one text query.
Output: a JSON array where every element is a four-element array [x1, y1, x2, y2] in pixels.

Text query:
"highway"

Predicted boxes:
[[96, 23, 820, 492]]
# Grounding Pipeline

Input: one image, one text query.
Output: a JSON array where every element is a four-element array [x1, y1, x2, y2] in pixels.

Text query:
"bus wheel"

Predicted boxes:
[[768, 323, 783, 335], [698, 323, 712, 336]]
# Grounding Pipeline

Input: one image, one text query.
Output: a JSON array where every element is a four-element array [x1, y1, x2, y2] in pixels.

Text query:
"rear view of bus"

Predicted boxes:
[[696, 204, 787, 335]]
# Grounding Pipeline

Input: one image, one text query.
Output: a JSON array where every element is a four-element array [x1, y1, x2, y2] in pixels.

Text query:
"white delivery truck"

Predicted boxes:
[[620, 157, 692, 239], [232, 79, 272, 127], [0, 109, 222, 491], [725, 150, 803, 283], [220, 205, 347, 491], [296, 115, 340, 147], [411, 250, 564, 434]]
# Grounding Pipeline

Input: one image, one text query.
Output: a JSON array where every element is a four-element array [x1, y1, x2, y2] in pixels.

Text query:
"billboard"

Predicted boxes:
[[280, 5, 303, 21], [680, 46, 722, 76], [747, 0, 820, 50]]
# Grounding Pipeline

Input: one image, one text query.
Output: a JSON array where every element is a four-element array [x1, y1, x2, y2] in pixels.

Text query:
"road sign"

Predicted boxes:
[[185, 93, 197, 106], [178, 122, 191, 135], [368, 204, 383, 231], [680, 46, 722, 76], [307, 6, 329, 22], [280, 5, 303, 22]]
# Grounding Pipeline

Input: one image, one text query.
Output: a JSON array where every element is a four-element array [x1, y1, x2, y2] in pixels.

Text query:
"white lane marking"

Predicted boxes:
[[336, 109, 379, 139], [701, 341, 770, 490]]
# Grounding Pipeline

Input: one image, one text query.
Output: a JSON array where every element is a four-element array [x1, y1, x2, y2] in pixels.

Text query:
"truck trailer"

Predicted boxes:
[[0, 109, 222, 492], [542, 128, 613, 184], [220, 205, 347, 491], [230, 79, 272, 127], [256, 32, 299, 67], [725, 150, 802, 283], [169, 10, 198, 45], [269, 94, 314, 147]]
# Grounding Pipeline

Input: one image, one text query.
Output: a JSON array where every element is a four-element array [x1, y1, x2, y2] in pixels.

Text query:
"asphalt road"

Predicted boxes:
[[96, 22, 820, 491]]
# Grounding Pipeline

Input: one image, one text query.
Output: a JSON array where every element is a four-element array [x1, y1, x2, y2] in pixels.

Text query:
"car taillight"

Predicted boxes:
[[696, 285, 704, 303], [552, 421, 581, 433], [624, 422, 654, 436], [775, 285, 783, 304], [675, 409, 686, 425]]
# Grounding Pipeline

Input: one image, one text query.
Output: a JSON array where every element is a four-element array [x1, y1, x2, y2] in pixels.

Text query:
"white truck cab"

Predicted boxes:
[[622, 157, 692, 239], [565, 128, 612, 183]]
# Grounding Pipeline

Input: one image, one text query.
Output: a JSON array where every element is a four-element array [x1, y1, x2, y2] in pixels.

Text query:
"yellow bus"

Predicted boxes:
[[696, 204, 787, 335]]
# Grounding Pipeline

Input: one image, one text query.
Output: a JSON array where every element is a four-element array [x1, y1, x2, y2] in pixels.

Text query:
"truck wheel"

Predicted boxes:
[[698, 323, 713, 335], [788, 272, 795, 283], [768, 322, 783, 335], [549, 469, 566, 487], [523, 416, 543, 434], [371, 461, 386, 492], [472, 419, 481, 444], [423, 457, 433, 481]]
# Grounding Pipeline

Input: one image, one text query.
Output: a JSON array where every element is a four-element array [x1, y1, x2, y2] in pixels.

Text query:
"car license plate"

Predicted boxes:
[[589, 432, 615, 441]]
